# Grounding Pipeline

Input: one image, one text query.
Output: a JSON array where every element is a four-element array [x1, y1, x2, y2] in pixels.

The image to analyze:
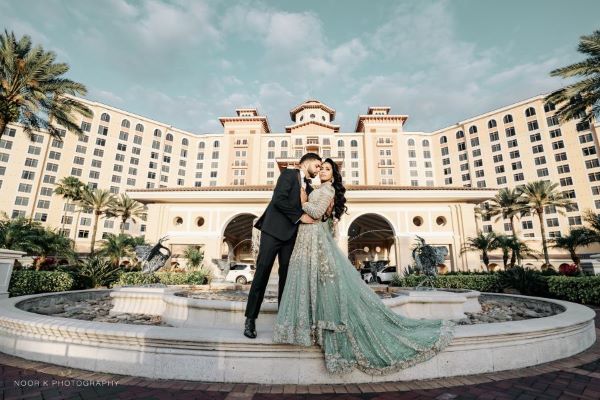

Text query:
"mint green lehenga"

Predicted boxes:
[[273, 181, 454, 375]]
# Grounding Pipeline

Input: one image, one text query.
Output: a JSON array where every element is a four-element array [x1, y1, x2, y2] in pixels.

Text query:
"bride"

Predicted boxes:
[[273, 158, 454, 375]]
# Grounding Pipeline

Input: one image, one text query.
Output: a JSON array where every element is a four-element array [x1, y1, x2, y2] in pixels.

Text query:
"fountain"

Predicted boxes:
[[0, 234, 595, 384]]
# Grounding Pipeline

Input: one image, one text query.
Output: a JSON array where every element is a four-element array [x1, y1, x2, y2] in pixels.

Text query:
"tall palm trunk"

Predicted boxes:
[[482, 250, 489, 271], [509, 216, 521, 265], [120, 216, 126, 235], [90, 211, 101, 253], [72, 209, 82, 250], [536, 209, 550, 266], [570, 250, 580, 266], [0, 119, 7, 140]]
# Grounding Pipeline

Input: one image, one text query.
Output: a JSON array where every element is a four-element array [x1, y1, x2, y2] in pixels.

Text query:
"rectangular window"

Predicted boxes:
[[472, 149, 481, 157], [546, 116, 559, 126], [537, 168, 549, 177], [457, 143, 466, 151], [497, 176, 507, 185], [514, 173, 524, 181], [527, 120, 539, 131], [583, 146, 597, 156], [509, 150, 520, 159], [491, 144, 501, 152], [28, 145, 41, 155], [534, 156, 546, 165], [470, 137, 479, 147], [89, 171, 100, 179], [508, 139, 518, 148], [522, 221, 533, 230], [21, 171, 35, 180], [589, 172, 600, 182], [586, 159, 600, 169], [493, 154, 503, 163], [489, 132, 499, 141], [557, 165, 570, 174], [560, 177, 573, 186], [71, 168, 82, 177], [76, 145, 87, 154], [555, 152, 567, 162], [505, 127, 516, 137], [512, 161, 522, 170], [81, 121, 91, 132], [37, 200, 50, 209], [546, 218, 560, 227], [552, 141, 564, 150], [532, 144, 543, 153], [530, 133, 542, 142], [14, 196, 29, 206], [97, 125, 108, 135]]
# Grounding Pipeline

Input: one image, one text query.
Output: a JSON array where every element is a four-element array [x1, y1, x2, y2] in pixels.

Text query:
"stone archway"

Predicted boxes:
[[347, 213, 396, 269], [222, 213, 258, 263]]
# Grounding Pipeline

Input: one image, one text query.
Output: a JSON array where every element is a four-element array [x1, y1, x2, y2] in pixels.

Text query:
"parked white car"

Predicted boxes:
[[362, 266, 397, 284], [225, 264, 255, 284]]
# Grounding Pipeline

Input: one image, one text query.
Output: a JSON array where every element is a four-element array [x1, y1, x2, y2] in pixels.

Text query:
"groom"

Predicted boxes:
[[243, 153, 322, 338]]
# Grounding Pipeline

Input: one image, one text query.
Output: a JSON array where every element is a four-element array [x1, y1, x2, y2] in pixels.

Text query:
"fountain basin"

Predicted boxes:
[[0, 289, 594, 384]]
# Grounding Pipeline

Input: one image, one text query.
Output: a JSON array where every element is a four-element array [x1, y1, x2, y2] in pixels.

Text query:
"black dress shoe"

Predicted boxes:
[[243, 318, 257, 339]]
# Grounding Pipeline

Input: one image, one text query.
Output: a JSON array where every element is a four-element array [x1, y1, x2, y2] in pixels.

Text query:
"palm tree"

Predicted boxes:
[[483, 188, 528, 263], [551, 228, 596, 266], [111, 194, 146, 234], [545, 30, 600, 124], [99, 233, 136, 266], [78, 188, 116, 253], [495, 235, 539, 268], [461, 231, 499, 271], [71, 185, 91, 250], [517, 181, 576, 267], [0, 217, 43, 252], [485, 188, 528, 236], [182, 246, 204, 271], [54, 176, 86, 234], [583, 210, 600, 241], [0, 30, 91, 140]]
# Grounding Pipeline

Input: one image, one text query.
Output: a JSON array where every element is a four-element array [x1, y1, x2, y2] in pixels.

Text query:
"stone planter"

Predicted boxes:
[[0, 249, 25, 298]]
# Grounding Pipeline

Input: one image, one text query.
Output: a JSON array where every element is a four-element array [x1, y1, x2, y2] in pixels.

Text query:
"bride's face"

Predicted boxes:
[[319, 162, 334, 183]]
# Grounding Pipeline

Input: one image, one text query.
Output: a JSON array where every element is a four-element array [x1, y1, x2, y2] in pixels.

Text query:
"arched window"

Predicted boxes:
[[154, 129, 162, 138], [337, 139, 344, 147], [440, 136, 447, 144], [350, 140, 358, 147], [422, 139, 430, 147], [135, 123, 144, 132], [456, 130, 464, 139], [488, 119, 497, 129], [198, 142, 205, 149], [468, 125, 478, 134], [100, 113, 110, 122], [166, 133, 173, 141], [121, 119, 130, 128], [281, 140, 288, 147], [268, 140, 275, 148], [408, 139, 415, 146], [213, 140, 220, 148], [182, 138, 189, 146], [525, 107, 536, 117], [503, 114, 513, 124]]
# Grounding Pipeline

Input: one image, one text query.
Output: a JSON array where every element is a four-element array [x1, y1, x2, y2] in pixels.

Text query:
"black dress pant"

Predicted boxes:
[[245, 230, 297, 319]]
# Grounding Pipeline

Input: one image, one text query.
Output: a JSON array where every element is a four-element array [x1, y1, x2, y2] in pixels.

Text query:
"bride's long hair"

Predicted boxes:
[[323, 158, 348, 220]]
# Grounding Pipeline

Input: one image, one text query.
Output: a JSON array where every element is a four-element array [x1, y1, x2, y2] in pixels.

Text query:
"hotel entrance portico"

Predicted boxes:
[[128, 185, 495, 275]]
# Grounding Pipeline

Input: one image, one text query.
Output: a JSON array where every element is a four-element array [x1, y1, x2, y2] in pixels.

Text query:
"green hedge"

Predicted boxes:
[[9, 270, 75, 297], [547, 276, 600, 305], [391, 274, 503, 293], [115, 270, 212, 287]]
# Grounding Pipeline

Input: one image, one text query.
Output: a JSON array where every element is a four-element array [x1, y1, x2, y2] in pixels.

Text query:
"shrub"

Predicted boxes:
[[116, 269, 213, 287], [78, 256, 122, 288], [390, 273, 503, 292], [547, 276, 600, 305], [558, 263, 580, 276], [114, 271, 160, 286], [497, 266, 549, 296], [9, 270, 74, 297]]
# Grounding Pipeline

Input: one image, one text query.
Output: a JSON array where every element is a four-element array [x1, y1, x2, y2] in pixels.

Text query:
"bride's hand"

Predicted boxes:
[[300, 187, 308, 204], [325, 199, 334, 217]]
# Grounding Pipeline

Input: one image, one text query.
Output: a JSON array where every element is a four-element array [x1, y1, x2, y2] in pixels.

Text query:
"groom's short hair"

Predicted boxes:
[[299, 152, 322, 164]]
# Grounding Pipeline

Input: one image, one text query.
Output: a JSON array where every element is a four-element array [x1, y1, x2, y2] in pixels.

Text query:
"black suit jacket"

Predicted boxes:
[[254, 169, 303, 241]]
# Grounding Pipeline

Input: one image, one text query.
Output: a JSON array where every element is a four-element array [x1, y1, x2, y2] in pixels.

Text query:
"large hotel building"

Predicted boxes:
[[1, 95, 599, 272]]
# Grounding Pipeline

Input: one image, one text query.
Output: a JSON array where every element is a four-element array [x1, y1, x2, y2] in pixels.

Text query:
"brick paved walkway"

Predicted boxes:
[[1, 307, 599, 400]]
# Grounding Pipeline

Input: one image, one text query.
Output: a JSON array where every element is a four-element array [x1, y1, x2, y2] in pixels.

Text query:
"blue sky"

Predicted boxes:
[[1, 0, 598, 134]]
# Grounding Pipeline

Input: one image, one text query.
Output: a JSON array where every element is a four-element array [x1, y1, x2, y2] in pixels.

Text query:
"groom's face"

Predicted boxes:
[[306, 160, 322, 178]]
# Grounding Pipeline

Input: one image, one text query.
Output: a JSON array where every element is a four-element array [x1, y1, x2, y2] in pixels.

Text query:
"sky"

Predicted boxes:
[[1, 0, 599, 134]]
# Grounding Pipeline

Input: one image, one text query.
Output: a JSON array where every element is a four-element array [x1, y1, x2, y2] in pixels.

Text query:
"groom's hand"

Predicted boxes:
[[300, 214, 315, 224]]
